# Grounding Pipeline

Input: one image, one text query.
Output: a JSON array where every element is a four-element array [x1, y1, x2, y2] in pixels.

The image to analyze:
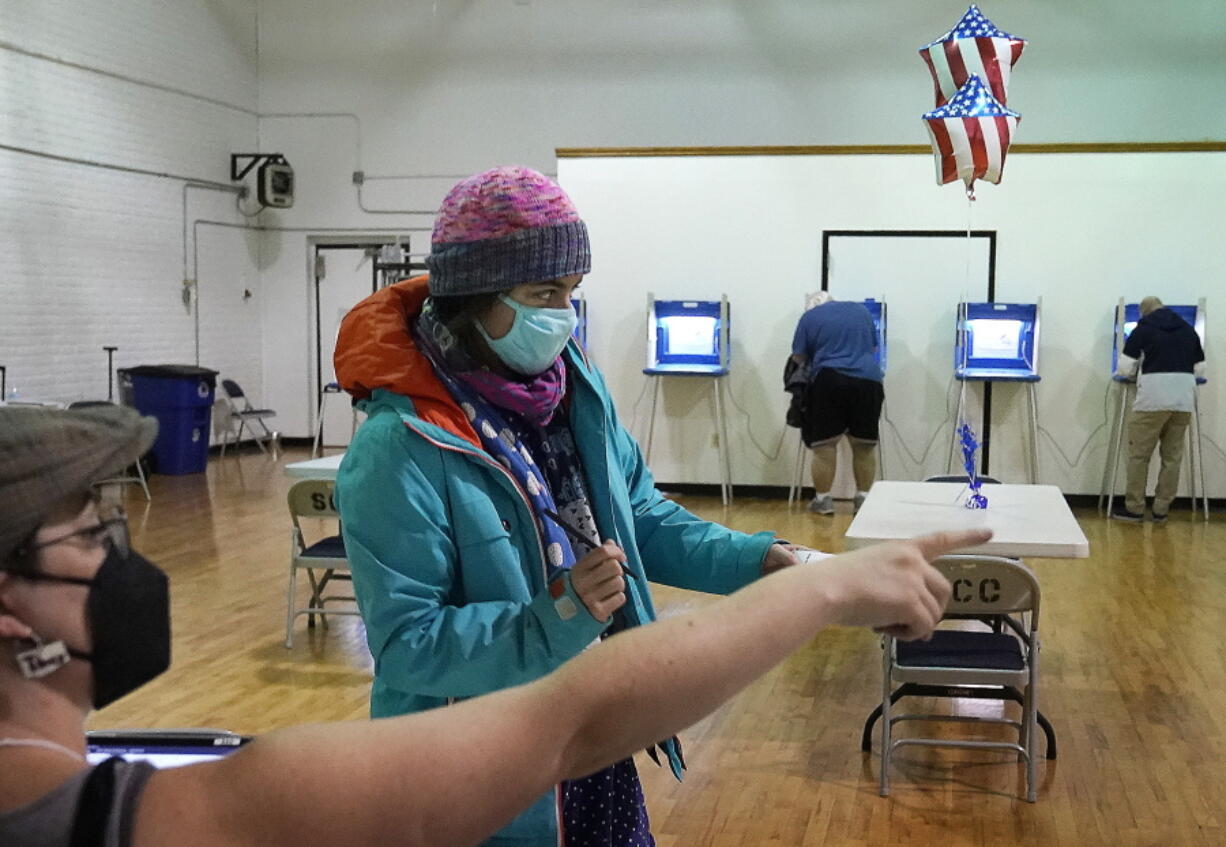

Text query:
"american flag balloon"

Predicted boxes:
[[922, 74, 1020, 193], [919, 4, 1025, 108]]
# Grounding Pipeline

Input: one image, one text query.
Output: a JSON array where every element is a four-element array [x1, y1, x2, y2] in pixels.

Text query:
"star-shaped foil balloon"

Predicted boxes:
[[958, 420, 989, 509], [922, 74, 1020, 195], [919, 4, 1026, 108]]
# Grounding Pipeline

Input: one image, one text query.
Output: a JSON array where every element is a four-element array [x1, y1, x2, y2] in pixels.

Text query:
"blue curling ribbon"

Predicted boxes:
[[958, 421, 989, 510]]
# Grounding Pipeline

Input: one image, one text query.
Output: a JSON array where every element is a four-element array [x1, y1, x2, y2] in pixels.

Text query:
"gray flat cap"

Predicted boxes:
[[0, 405, 157, 562]]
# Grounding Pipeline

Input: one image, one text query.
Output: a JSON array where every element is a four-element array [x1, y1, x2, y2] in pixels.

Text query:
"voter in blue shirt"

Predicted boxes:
[[790, 292, 884, 515]]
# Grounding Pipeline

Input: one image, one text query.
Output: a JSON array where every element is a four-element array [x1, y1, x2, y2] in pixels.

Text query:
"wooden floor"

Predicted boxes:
[[95, 447, 1225, 846]]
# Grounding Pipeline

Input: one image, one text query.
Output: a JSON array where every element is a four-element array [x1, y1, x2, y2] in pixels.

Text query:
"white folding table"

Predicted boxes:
[[845, 481, 1089, 559], [284, 453, 345, 480]]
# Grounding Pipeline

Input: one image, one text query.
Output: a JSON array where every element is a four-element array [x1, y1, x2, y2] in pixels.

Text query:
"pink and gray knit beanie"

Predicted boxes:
[[425, 166, 591, 296]]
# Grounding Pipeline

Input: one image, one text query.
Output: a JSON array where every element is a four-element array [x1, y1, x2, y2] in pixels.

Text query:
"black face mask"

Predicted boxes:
[[14, 545, 171, 708]]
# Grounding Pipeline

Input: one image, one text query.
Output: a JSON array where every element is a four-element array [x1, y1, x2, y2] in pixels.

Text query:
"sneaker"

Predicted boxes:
[[1110, 506, 1145, 523], [807, 494, 835, 515], [853, 492, 868, 513], [1151, 511, 1168, 525]]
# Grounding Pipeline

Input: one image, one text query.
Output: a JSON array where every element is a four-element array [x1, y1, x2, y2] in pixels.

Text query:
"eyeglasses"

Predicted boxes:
[[26, 498, 129, 558]]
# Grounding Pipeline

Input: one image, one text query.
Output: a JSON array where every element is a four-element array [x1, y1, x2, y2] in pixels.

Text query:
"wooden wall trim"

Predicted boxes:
[[556, 141, 1226, 159]]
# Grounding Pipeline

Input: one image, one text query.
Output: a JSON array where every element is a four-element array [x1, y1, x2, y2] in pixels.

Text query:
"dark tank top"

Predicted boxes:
[[0, 758, 154, 847]]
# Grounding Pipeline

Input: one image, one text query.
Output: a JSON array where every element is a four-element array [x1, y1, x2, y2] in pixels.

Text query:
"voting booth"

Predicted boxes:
[[788, 296, 889, 505], [1110, 300, 1205, 383], [949, 300, 1042, 483], [645, 297, 730, 375], [642, 295, 733, 504], [1100, 298, 1209, 520], [954, 301, 1041, 382], [863, 297, 888, 375]]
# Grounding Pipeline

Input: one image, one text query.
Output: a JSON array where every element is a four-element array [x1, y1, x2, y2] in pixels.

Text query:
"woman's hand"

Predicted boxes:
[[569, 541, 629, 623], [760, 543, 799, 575]]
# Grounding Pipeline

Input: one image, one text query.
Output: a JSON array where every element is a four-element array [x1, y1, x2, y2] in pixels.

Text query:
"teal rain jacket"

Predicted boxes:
[[333, 278, 776, 845]]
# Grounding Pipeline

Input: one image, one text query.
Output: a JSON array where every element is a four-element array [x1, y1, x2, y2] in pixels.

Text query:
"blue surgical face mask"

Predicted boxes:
[[477, 295, 578, 375]]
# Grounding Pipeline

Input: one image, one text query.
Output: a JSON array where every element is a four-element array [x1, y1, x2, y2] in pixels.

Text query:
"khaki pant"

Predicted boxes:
[[1125, 410, 1190, 514]]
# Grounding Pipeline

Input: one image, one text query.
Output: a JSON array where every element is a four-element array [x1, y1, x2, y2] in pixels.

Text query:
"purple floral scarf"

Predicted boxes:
[[416, 299, 566, 426]]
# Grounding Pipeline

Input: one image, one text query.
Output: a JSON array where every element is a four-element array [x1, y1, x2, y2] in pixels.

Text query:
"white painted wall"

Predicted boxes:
[[0, 0, 261, 434], [251, 0, 1226, 464], [558, 152, 1226, 495], [257, 0, 1226, 173], [7, 0, 1224, 479]]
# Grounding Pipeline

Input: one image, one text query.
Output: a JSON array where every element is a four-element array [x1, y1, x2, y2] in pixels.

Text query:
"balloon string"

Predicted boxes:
[[962, 184, 974, 308]]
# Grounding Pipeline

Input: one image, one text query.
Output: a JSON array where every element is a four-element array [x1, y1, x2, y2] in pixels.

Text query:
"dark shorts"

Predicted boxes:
[[801, 368, 884, 445]]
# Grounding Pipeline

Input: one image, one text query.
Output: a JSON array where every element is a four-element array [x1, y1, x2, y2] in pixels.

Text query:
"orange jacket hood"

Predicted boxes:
[[333, 276, 480, 448]]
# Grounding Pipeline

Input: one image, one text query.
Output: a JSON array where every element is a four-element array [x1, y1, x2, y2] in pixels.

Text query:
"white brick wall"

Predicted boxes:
[[0, 0, 262, 438]]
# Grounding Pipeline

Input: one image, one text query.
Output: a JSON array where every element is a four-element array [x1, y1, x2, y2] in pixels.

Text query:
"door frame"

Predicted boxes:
[[309, 236, 412, 431]]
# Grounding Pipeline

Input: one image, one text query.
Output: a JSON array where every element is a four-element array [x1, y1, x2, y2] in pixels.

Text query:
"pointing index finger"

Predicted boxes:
[[911, 528, 993, 561]]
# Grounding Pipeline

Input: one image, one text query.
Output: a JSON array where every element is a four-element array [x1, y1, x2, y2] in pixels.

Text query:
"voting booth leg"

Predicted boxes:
[[644, 375, 662, 463], [712, 377, 733, 507], [1191, 391, 1209, 521], [1100, 384, 1132, 516], [1098, 384, 1125, 514], [788, 432, 806, 506], [1185, 426, 1198, 521], [877, 396, 888, 481], [643, 375, 732, 505], [1026, 383, 1040, 485]]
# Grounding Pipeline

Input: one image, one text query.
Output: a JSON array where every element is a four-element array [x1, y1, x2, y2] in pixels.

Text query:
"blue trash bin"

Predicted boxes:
[[119, 365, 219, 475]]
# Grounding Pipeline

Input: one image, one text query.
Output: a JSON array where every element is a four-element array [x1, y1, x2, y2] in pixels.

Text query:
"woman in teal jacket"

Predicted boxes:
[[334, 167, 795, 846]]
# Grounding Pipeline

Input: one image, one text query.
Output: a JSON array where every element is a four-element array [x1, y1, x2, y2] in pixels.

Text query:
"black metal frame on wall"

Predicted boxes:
[[819, 229, 998, 473]]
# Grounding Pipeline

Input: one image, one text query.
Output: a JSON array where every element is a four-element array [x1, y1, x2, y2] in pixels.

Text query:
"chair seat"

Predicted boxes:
[[299, 535, 346, 559], [897, 629, 1024, 671], [233, 409, 276, 418]]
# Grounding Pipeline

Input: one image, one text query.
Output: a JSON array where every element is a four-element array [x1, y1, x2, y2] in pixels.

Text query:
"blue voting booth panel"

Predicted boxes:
[[955, 302, 1040, 382], [645, 299, 729, 375], [1112, 303, 1204, 383], [863, 298, 888, 373], [571, 297, 588, 350]]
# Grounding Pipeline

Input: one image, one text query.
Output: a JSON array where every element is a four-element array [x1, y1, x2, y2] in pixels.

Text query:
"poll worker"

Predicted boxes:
[[790, 292, 885, 515], [331, 165, 814, 845], [1113, 295, 1206, 523], [0, 403, 986, 846]]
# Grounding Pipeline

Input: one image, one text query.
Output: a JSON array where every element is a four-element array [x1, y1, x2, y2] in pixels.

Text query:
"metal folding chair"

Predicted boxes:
[[876, 555, 1045, 803], [219, 379, 278, 457], [285, 479, 359, 648]]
